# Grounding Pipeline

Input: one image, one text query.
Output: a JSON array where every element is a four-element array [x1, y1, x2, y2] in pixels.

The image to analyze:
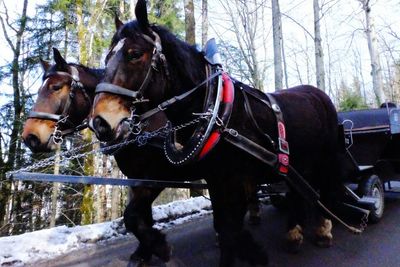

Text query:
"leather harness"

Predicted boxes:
[[94, 31, 322, 205]]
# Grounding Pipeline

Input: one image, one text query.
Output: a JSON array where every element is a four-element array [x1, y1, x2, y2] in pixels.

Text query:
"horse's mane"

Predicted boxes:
[[43, 63, 104, 81]]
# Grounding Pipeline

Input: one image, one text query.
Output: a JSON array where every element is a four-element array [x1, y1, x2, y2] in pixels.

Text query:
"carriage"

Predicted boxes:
[[333, 105, 400, 222]]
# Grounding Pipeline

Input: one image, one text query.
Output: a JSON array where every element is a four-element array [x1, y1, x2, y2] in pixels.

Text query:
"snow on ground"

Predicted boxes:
[[0, 196, 212, 266]]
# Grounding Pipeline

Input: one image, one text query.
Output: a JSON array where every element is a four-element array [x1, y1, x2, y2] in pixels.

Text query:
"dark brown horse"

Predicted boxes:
[[21, 48, 261, 264], [90, 1, 344, 266]]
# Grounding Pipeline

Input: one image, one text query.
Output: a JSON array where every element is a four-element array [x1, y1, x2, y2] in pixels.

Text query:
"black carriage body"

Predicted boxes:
[[338, 107, 400, 181]]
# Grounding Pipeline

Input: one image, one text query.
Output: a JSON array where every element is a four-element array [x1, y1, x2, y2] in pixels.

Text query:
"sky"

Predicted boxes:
[[205, 0, 400, 104]]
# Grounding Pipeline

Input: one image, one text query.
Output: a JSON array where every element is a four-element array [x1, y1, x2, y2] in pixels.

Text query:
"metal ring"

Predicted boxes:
[[228, 128, 238, 137], [52, 129, 63, 145]]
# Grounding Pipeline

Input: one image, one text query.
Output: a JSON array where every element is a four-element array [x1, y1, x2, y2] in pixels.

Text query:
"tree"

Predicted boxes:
[[359, 0, 386, 106], [272, 0, 283, 90], [184, 0, 195, 44], [201, 0, 208, 47], [313, 0, 325, 91], [218, 0, 267, 90], [0, 0, 29, 229]]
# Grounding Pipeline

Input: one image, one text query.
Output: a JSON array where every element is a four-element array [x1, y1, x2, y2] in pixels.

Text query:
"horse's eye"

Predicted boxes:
[[126, 49, 143, 61], [50, 84, 62, 91]]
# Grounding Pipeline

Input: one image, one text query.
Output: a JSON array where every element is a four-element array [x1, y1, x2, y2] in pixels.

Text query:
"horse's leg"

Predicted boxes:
[[314, 172, 338, 248], [285, 189, 306, 253], [124, 187, 171, 263], [244, 177, 261, 225], [207, 176, 268, 267]]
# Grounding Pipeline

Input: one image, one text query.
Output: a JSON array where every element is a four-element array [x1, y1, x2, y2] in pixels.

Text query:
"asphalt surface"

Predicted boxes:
[[35, 195, 400, 267]]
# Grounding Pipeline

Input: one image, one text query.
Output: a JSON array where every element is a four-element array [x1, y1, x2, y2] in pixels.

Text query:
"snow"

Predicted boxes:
[[0, 196, 212, 266]]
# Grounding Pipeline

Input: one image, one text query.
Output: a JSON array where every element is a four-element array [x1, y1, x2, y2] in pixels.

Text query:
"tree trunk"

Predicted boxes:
[[184, 0, 195, 45], [361, 0, 386, 105], [76, 0, 88, 65], [50, 147, 61, 228], [0, 0, 28, 229], [201, 0, 208, 47], [313, 0, 325, 91], [272, 0, 283, 90], [110, 159, 120, 220]]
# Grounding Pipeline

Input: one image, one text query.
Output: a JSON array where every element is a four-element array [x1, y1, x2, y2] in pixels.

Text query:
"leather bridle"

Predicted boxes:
[[28, 66, 91, 144]]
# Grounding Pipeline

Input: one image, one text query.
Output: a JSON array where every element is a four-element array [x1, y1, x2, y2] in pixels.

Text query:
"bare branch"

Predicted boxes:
[[281, 12, 314, 40], [0, 15, 15, 52]]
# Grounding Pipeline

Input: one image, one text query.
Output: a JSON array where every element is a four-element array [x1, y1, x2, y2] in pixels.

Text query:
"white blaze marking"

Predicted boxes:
[[112, 38, 126, 54]]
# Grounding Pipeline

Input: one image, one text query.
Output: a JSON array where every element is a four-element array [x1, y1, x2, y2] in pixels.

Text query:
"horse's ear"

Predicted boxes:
[[135, 0, 149, 30], [115, 15, 124, 31], [40, 58, 51, 72], [53, 48, 68, 70]]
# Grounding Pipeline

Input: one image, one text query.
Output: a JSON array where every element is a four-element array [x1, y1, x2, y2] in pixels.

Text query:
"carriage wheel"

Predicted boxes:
[[359, 175, 385, 223], [270, 194, 287, 210]]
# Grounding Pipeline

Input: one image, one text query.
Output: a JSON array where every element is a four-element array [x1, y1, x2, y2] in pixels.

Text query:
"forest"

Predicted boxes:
[[0, 0, 399, 236]]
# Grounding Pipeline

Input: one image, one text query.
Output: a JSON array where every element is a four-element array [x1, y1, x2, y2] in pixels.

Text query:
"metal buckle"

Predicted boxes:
[[228, 128, 238, 137], [272, 104, 281, 113], [57, 115, 69, 125], [278, 138, 289, 154]]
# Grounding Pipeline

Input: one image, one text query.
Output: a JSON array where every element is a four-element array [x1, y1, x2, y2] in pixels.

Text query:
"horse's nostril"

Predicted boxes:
[[24, 134, 40, 150], [92, 116, 113, 141]]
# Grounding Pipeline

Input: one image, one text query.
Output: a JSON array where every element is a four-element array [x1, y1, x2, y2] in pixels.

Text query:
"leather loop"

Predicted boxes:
[[28, 111, 62, 122], [95, 82, 141, 98]]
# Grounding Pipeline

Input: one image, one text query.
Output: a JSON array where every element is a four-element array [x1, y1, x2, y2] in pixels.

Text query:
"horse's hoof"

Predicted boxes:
[[165, 257, 187, 267], [215, 233, 220, 247], [130, 251, 150, 263], [286, 225, 303, 254], [315, 236, 333, 248], [154, 244, 172, 262], [130, 244, 152, 262], [127, 259, 149, 267], [248, 215, 261, 225]]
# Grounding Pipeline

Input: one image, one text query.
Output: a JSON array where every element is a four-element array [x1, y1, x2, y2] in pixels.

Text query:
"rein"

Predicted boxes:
[[28, 66, 91, 144]]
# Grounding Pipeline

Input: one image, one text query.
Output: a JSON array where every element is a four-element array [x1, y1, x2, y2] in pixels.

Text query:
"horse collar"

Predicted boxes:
[[164, 70, 235, 165]]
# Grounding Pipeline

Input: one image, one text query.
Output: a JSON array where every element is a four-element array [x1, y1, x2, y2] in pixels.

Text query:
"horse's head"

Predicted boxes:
[[22, 48, 101, 152], [91, 0, 209, 144], [90, 0, 171, 142]]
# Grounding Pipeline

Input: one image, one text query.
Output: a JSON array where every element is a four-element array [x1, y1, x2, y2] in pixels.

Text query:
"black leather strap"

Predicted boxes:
[[28, 111, 62, 122], [95, 83, 141, 99], [223, 128, 319, 204]]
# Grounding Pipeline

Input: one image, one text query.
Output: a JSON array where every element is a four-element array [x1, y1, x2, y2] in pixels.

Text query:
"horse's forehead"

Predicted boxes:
[[112, 38, 126, 54], [38, 78, 50, 93]]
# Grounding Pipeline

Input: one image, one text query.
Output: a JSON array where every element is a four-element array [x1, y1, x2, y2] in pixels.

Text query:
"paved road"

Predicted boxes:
[[36, 196, 400, 267]]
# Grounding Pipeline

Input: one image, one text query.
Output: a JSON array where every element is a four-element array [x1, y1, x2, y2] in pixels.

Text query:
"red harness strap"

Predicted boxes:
[[267, 94, 290, 175], [199, 73, 234, 159]]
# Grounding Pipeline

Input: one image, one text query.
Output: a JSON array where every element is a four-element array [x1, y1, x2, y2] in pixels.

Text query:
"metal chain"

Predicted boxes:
[[359, 211, 369, 232], [7, 117, 204, 177], [6, 139, 99, 177]]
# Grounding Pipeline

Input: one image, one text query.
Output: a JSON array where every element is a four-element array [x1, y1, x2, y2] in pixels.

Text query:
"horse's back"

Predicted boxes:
[[272, 85, 339, 170]]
